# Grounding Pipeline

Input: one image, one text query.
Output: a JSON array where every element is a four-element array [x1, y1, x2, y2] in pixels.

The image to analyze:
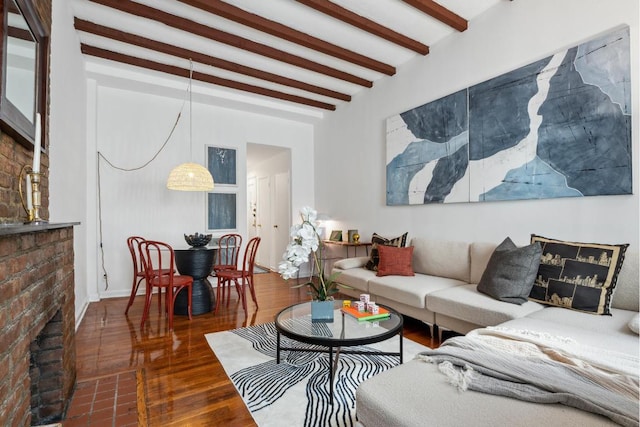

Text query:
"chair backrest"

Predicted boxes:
[[127, 236, 145, 275], [241, 237, 261, 275], [139, 240, 175, 285], [215, 233, 243, 268]]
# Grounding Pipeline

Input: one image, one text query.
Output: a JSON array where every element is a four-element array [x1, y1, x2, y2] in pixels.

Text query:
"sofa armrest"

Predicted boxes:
[[333, 256, 369, 270]]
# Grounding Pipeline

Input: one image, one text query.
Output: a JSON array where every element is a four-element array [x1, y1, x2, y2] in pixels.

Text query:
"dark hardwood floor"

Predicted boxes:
[[70, 271, 436, 426]]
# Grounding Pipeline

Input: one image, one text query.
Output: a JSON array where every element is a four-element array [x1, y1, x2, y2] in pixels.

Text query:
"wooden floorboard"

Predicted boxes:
[[72, 271, 436, 425]]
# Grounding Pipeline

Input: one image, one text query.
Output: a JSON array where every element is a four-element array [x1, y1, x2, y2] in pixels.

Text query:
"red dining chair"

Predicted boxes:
[[215, 237, 260, 314], [125, 236, 173, 315], [139, 240, 193, 331], [211, 233, 243, 309], [125, 236, 146, 315]]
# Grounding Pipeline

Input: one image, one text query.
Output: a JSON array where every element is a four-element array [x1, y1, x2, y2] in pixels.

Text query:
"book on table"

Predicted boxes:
[[341, 306, 391, 322]]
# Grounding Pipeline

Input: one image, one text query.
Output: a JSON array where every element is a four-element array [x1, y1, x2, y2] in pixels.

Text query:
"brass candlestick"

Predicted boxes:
[[19, 165, 47, 224]]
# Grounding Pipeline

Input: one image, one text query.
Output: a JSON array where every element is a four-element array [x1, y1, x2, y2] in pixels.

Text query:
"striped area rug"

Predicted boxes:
[[205, 322, 430, 427]]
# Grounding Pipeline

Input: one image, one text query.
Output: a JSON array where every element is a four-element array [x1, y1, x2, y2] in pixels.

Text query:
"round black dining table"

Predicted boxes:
[[173, 247, 216, 316]]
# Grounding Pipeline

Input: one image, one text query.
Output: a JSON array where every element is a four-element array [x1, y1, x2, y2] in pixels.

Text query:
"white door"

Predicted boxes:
[[256, 176, 272, 267], [273, 172, 290, 268], [247, 176, 257, 240]]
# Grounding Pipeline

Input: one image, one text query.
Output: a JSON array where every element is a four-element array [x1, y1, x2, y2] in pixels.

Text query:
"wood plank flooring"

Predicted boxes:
[[70, 271, 436, 426]]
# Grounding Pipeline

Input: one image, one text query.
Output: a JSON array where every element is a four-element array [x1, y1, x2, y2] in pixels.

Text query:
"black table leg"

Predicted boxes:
[[277, 332, 281, 364], [329, 346, 334, 406], [400, 328, 403, 364]]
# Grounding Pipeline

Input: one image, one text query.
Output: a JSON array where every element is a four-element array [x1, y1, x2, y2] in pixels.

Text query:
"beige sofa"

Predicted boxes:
[[332, 237, 639, 426], [332, 238, 546, 339]]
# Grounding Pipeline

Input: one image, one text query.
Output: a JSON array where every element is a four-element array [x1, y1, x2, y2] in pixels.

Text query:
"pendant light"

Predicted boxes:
[[167, 61, 215, 191]]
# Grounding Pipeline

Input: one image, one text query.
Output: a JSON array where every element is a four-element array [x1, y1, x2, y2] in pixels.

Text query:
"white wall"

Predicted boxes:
[[49, 0, 89, 324], [315, 0, 639, 250], [91, 83, 313, 299]]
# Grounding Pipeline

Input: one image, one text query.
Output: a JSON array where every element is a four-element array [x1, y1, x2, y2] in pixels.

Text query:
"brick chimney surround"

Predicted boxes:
[[0, 223, 78, 425]]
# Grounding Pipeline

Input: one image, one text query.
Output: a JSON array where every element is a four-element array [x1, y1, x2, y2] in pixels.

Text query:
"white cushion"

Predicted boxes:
[[503, 309, 639, 356], [357, 359, 619, 427], [333, 256, 368, 270], [427, 284, 545, 327], [332, 266, 374, 293], [368, 275, 465, 309], [469, 241, 498, 284], [411, 238, 470, 282], [629, 314, 639, 335], [611, 250, 639, 311]]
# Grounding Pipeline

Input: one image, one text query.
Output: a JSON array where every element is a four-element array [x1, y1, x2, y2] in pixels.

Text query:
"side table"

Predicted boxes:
[[174, 247, 216, 315], [322, 240, 372, 258]]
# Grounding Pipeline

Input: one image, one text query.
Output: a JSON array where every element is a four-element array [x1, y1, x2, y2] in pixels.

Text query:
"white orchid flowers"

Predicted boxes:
[[278, 206, 341, 301]]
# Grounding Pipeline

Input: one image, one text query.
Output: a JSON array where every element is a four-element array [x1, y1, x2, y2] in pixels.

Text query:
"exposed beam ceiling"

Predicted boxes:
[[72, 0, 504, 118]]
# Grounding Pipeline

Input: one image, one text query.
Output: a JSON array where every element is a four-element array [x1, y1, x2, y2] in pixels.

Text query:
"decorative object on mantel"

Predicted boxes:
[[386, 26, 631, 205], [166, 60, 215, 191], [17, 113, 47, 224], [184, 232, 212, 248], [278, 206, 342, 322], [348, 229, 359, 243]]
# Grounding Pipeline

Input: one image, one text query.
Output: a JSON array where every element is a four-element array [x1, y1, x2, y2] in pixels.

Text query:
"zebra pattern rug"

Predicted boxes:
[[205, 322, 430, 427]]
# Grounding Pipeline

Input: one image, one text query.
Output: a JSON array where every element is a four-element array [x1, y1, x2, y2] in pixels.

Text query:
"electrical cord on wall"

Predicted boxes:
[[96, 80, 191, 290]]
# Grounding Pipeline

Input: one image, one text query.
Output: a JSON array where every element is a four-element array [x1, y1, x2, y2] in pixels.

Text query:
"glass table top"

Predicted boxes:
[[274, 300, 403, 347]]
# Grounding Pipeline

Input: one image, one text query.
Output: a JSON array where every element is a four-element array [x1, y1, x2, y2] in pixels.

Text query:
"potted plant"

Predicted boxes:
[[278, 206, 341, 321]]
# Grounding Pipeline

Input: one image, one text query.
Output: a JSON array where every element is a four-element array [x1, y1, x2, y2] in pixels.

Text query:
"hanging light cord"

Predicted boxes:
[[189, 59, 194, 161], [96, 65, 193, 290]]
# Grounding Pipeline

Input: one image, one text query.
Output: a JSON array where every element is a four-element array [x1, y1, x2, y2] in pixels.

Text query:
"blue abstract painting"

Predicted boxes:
[[208, 192, 237, 230], [386, 27, 631, 205], [208, 146, 237, 186]]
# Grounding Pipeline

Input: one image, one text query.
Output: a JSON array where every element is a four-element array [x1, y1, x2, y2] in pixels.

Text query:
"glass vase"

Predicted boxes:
[[311, 300, 334, 323]]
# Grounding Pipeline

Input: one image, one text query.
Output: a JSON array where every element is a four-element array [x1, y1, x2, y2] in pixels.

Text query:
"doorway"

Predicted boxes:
[[246, 143, 291, 270]]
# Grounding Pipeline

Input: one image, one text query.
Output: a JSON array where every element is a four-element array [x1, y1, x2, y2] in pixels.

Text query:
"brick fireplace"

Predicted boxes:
[[0, 225, 77, 425]]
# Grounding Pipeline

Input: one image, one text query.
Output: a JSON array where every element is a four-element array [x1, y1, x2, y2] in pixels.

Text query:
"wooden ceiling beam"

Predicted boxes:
[[87, 0, 372, 88], [400, 0, 467, 32], [74, 18, 351, 102], [80, 44, 337, 111], [295, 0, 429, 55], [177, 0, 395, 75]]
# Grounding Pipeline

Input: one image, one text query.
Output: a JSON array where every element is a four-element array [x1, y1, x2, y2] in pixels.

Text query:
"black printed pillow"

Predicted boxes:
[[529, 234, 628, 315], [365, 232, 408, 271]]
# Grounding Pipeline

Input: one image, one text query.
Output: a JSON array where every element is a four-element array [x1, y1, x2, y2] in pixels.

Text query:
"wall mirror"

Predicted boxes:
[[0, 0, 48, 149]]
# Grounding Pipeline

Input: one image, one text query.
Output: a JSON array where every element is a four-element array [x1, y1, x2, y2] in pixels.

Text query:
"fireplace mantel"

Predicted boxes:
[[0, 221, 80, 236]]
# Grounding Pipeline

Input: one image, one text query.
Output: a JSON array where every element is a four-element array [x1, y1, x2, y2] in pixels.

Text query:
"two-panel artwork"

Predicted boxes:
[[386, 27, 632, 205]]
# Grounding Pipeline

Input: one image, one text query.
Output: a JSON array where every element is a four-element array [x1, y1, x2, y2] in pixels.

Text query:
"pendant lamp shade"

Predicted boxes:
[[166, 59, 215, 191], [167, 162, 214, 191]]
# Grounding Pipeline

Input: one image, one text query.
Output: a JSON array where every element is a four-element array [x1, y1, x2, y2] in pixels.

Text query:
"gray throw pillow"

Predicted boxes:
[[477, 237, 542, 305]]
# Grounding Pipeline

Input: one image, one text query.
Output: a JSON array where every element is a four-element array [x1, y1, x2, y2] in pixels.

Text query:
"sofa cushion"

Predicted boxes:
[[427, 284, 545, 327], [477, 238, 542, 305], [365, 232, 408, 271], [411, 238, 470, 282], [369, 275, 465, 309], [508, 307, 640, 356], [469, 242, 498, 284], [333, 256, 368, 270], [629, 314, 639, 335], [529, 235, 629, 315], [332, 265, 376, 293], [376, 245, 415, 277], [611, 250, 639, 311], [356, 359, 619, 427]]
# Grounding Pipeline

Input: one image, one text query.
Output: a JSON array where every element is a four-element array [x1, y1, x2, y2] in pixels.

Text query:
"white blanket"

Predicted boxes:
[[418, 327, 640, 426]]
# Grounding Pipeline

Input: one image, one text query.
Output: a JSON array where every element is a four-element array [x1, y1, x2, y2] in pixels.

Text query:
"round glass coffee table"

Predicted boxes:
[[274, 300, 403, 404]]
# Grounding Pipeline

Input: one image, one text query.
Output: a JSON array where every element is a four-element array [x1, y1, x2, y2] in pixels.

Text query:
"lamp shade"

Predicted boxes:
[[166, 162, 215, 191]]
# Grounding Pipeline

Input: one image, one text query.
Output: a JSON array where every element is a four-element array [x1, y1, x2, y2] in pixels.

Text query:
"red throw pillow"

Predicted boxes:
[[376, 245, 415, 277]]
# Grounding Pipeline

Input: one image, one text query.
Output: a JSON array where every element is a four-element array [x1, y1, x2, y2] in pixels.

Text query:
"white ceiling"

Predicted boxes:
[[72, 0, 504, 121]]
